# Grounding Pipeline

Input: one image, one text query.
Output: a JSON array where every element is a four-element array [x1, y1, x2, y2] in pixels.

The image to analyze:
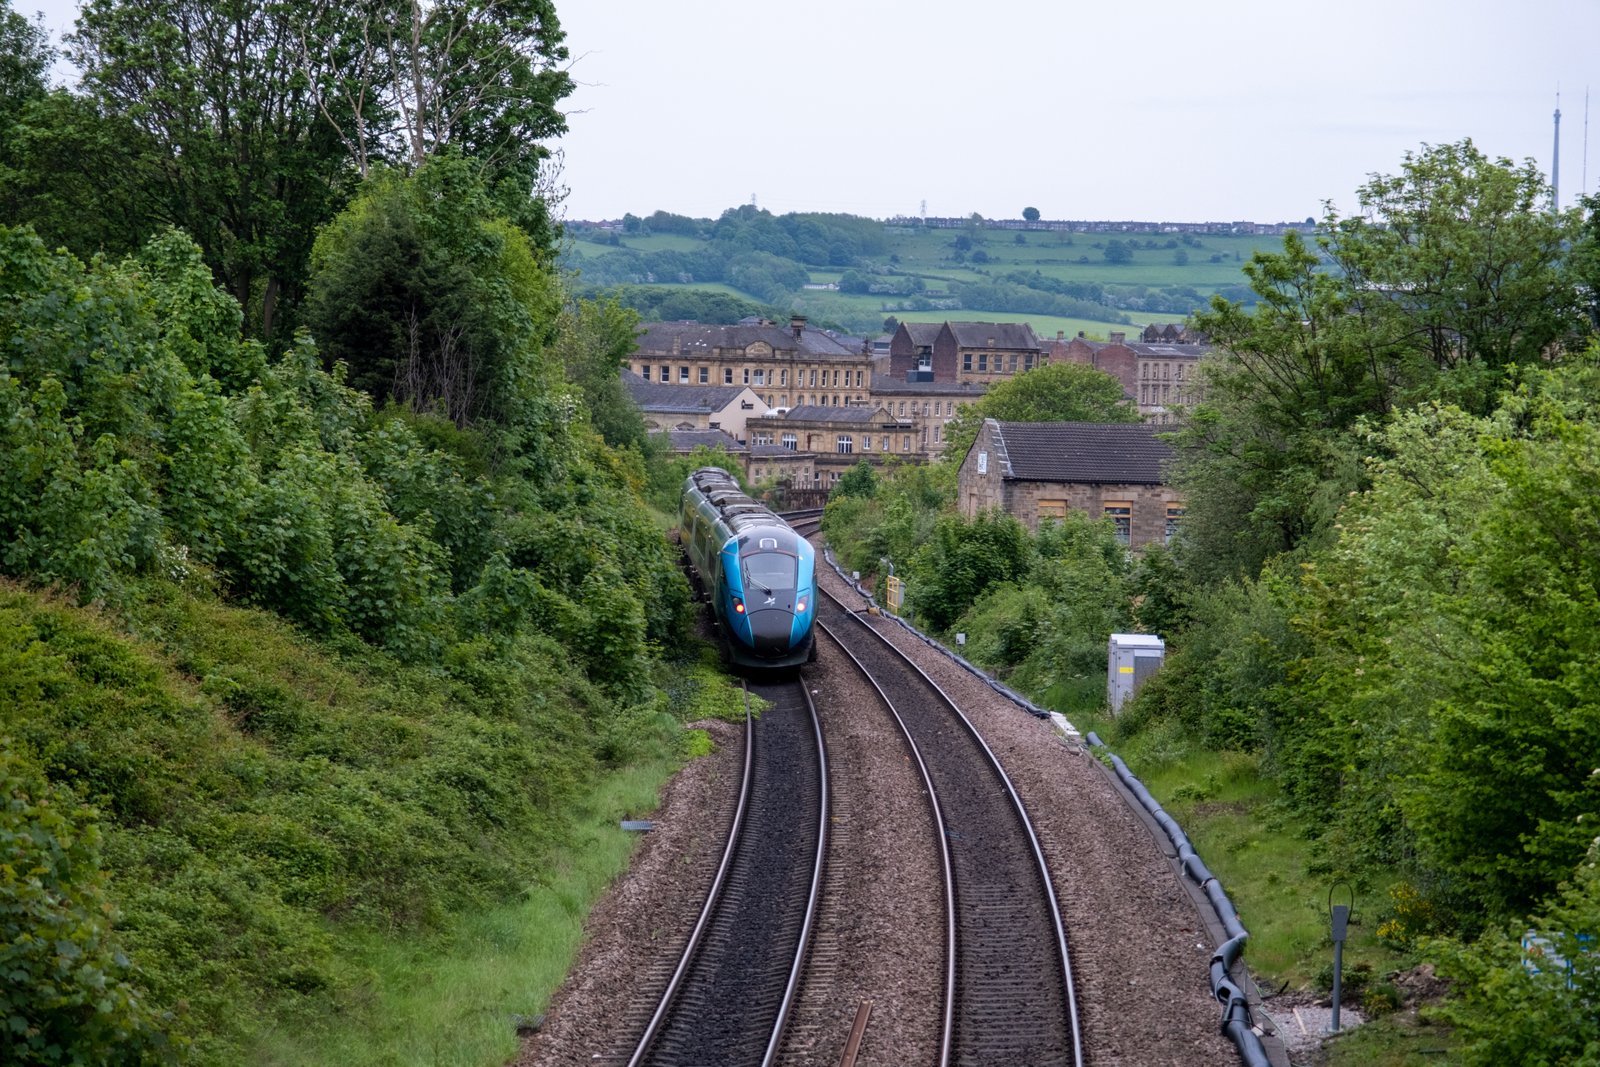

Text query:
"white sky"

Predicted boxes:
[[24, 0, 1600, 224]]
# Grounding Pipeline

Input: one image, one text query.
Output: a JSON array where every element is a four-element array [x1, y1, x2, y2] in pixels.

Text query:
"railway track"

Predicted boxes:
[[817, 587, 1084, 1067], [624, 678, 829, 1067]]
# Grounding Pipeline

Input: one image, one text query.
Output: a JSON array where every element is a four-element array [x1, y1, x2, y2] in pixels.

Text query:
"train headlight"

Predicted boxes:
[[732, 596, 745, 615], [796, 595, 808, 613]]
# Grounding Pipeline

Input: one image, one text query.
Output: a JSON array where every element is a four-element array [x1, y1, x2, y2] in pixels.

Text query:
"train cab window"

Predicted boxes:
[[744, 552, 796, 593]]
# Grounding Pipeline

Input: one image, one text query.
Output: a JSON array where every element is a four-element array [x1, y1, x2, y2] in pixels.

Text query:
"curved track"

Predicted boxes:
[[627, 680, 828, 1067], [818, 588, 1084, 1067]]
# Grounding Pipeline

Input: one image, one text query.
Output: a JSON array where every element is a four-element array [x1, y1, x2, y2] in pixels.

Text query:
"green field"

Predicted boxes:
[[560, 215, 1296, 333]]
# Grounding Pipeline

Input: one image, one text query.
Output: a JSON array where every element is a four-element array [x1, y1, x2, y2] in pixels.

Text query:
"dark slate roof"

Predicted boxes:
[[657, 429, 747, 453], [635, 321, 860, 358], [991, 420, 1172, 484], [783, 404, 888, 424], [902, 322, 942, 346], [1126, 342, 1210, 359], [947, 321, 1042, 351], [623, 371, 751, 413], [870, 380, 988, 397], [749, 443, 812, 459]]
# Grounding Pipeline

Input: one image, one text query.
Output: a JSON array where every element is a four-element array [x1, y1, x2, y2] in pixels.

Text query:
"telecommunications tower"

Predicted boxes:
[[1553, 93, 1561, 214]]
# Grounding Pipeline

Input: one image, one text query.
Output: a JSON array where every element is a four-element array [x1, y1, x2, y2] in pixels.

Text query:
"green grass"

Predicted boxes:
[[251, 754, 686, 1065], [1045, 688, 1411, 994], [1315, 1011, 1460, 1066]]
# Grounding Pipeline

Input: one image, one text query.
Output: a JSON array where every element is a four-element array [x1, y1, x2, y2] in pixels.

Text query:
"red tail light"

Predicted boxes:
[[733, 597, 745, 615]]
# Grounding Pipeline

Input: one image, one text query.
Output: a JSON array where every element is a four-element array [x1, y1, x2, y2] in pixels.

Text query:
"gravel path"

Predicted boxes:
[[516, 554, 1239, 1066]]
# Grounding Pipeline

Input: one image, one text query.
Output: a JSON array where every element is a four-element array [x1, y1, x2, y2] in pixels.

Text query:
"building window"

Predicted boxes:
[[862, 435, 872, 451], [1165, 505, 1185, 544], [856, 370, 863, 387], [917, 353, 932, 371], [923, 402, 930, 416], [897, 401, 906, 415], [698, 367, 709, 383], [1025, 353, 1035, 370], [809, 369, 817, 386], [902, 435, 911, 451], [1007, 353, 1018, 372], [724, 368, 734, 384], [933, 424, 940, 443], [679, 366, 689, 383], [963, 354, 973, 371], [659, 366, 670, 382], [782, 433, 797, 450], [754, 369, 766, 386], [1104, 501, 1133, 545], [754, 432, 773, 445], [978, 353, 988, 371], [640, 364, 650, 379], [780, 369, 788, 386], [1038, 499, 1067, 521], [836, 435, 854, 454], [977, 451, 988, 474]]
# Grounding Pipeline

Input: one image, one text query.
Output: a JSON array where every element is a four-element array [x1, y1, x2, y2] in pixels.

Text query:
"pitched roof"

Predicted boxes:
[[901, 322, 942, 346], [782, 404, 890, 424], [623, 371, 753, 413], [1125, 342, 1210, 359], [657, 429, 747, 453], [749, 443, 812, 458], [635, 321, 860, 358], [869, 380, 988, 397], [990, 420, 1172, 484], [946, 321, 1043, 351]]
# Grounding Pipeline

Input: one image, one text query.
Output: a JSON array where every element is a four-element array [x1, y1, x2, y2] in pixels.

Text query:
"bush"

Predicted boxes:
[[0, 741, 177, 1065]]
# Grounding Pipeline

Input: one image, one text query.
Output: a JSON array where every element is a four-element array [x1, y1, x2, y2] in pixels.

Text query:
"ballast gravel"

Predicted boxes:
[[517, 557, 1239, 1067]]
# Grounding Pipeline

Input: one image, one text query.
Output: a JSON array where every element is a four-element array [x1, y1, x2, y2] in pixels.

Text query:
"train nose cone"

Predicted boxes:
[[747, 610, 795, 657]]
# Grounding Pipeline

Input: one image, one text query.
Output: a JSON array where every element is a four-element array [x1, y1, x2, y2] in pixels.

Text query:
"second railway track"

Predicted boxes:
[[626, 679, 828, 1067], [817, 587, 1084, 1067]]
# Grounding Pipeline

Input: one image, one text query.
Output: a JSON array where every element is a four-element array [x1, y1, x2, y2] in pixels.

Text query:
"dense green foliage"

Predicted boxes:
[[820, 140, 1600, 1060], [0, 204, 708, 1060], [941, 361, 1140, 459]]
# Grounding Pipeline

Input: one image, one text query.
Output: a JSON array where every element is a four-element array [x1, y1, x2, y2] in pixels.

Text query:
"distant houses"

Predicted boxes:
[[623, 314, 1211, 493]]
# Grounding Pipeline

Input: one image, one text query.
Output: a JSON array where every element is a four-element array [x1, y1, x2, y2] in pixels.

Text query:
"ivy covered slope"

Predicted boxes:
[[0, 186, 702, 1063]]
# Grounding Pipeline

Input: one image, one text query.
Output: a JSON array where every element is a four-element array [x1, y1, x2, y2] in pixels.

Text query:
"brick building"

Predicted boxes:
[[1053, 331, 1208, 424], [887, 320, 1048, 385], [957, 419, 1183, 550]]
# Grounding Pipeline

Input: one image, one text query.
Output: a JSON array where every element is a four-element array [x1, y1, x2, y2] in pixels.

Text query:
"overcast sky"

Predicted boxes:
[[26, 0, 1600, 224]]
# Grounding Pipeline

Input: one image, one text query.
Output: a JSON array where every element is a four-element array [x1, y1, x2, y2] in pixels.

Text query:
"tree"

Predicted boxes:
[[942, 361, 1139, 460], [1103, 239, 1133, 265], [553, 296, 646, 450], [882, 315, 899, 334], [833, 459, 877, 499], [1022, 206, 1040, 222], [1322, 139, 1584, 412], [304, 155, 561, 431], [66, 0, 369, 341]]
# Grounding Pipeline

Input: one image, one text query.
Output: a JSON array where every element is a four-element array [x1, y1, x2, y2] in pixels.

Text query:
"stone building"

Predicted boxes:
[[1053, 331, 1208, 424], [622, 372, 764, 437], [868, 376, 987, 459], [629, 316, 873, 411], [957, 419, 1183, 550], [744, 404, 914, 487]]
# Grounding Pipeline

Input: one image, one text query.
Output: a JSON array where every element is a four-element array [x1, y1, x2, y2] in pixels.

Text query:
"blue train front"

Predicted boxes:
[[681, 468, 817, 670]]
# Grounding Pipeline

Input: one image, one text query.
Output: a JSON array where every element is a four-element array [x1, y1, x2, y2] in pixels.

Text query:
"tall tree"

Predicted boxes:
[[942, 361, 1138, 460], [69, 0, 361, 340]]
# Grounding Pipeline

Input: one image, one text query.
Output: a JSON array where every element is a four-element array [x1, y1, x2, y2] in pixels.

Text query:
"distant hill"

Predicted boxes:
[[559, 206, 1298, 336]]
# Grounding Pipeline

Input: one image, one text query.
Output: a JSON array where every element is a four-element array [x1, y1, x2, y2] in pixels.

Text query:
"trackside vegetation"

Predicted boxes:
[[823, 143, 1600, 1065], [0, 172, 744, 1059]]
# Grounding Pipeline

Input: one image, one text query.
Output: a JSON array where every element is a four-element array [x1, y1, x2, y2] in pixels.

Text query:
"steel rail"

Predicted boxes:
[[625, 686, 757, 1067], [819, 586, 1085, 1067], [815, 617, 959, 1067], [762, 682, 829, 1067]]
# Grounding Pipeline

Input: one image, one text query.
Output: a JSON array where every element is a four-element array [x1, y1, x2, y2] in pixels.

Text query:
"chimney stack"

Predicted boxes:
[[1110, 331, 1126, 344], [790, 314, 806, 340]]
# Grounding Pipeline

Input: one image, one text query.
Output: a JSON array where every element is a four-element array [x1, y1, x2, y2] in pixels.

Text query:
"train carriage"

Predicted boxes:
[[681, 467, 817, 670]]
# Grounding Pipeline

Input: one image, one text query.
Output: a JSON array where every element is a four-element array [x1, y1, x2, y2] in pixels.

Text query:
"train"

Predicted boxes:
[[680, 467, 817, 670]]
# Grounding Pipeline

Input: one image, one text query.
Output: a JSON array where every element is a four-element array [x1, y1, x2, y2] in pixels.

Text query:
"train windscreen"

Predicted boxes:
[[743, 552, 796, 593]]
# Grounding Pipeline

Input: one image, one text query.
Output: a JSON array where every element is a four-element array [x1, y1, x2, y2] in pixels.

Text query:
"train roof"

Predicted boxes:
[[687, 467, 806, 543]]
